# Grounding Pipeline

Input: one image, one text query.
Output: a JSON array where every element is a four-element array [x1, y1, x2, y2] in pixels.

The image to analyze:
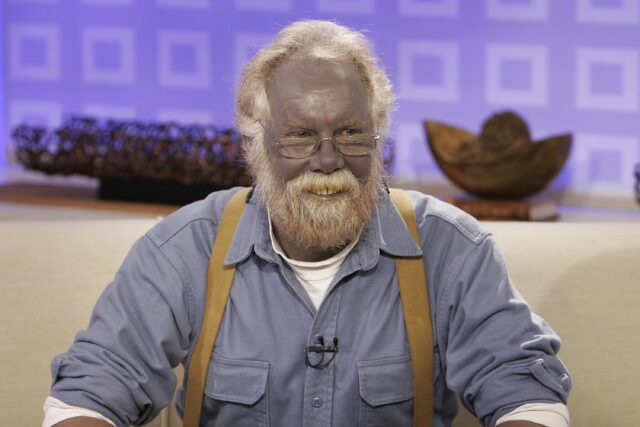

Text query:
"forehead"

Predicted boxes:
[[267, 59, 371, 127]]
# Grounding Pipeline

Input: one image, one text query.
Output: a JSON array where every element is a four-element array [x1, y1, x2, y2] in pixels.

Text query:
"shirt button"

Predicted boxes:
[[311, 397, 323, 408]]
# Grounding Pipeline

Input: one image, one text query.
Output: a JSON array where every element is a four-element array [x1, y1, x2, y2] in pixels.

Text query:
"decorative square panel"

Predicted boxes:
[[155, 0, 208, 8], [588, 149, 622, 183], [157, 109, 214, 125], [576, 48, 638, 111], [8, 24, 60, 81], [499, 58, 533, 90], [398, 0, 459, 17], [398, 40, 459, 102], [83, 104, 136, 120], [486, 43, 548, 106], [8, 0, 57, 3], [82, 27, 135, 85], [9, 100, 62, 129], [395, 122, 445, 181], [234, 33, 273, 83], [7, 100, 62, 164], [576, 0, 639, 24], [571, 133, 639, 193], [158, 31, 210, 88], [81, 0, 133, 5], [235, 0, 292, 11], [316, 0, 375, 14], [486, 0, 549, 21]]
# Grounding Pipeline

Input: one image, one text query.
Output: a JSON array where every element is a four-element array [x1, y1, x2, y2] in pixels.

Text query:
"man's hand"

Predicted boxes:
[[54, 417, 113, 426]]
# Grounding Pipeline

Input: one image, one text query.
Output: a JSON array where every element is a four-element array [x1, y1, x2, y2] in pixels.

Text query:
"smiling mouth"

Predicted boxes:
[[306, 185, 343, 196]]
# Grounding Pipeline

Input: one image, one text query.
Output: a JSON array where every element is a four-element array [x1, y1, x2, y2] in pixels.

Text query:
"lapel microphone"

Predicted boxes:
[[304, 336, 339, 369]]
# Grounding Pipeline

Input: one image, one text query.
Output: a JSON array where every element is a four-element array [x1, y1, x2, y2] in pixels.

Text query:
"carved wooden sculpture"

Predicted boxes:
[[424, 112, 572, 199]]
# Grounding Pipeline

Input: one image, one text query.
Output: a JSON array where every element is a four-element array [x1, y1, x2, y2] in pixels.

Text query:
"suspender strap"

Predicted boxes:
[[182, 187, 251, 427], [183, 187, 432, 426], [389, 188, 434, 427]]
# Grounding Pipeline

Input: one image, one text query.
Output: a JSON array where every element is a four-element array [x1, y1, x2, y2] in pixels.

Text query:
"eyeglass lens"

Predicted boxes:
[[278, 135, 376, 158]]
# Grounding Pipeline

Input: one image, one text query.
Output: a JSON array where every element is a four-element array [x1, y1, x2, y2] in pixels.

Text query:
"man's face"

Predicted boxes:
[[247, 59, 384, 253], [264, 59, 374, 183]]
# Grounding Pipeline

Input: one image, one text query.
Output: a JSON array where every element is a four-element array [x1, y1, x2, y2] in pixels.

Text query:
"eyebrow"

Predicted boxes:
[[282, 120, 312, 130], [282, 117, 369, 130], [336, 118, 368, 128]]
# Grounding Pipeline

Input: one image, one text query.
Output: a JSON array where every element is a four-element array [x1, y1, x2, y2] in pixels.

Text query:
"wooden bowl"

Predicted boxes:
[[424, 120, 572, 199]]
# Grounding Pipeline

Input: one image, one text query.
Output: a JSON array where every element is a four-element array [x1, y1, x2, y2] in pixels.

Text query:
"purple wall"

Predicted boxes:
[[3, 0, 640, 200]]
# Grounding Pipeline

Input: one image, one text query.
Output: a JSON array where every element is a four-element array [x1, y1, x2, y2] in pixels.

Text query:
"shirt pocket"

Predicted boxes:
[[202, 353, 270, 427], [357, 354, 414, 427]]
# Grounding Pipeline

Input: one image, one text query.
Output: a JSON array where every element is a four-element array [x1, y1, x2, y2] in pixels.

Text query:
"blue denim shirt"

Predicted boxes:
[[51, 188, 571, 427]]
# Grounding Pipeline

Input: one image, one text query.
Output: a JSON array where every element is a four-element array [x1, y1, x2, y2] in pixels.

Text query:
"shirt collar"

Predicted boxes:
[[223, 189, 422, 268], [223, 190, 272, 266]]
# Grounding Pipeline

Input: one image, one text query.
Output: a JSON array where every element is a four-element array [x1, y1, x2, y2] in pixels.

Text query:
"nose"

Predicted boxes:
[[310, 137, 344, 174]]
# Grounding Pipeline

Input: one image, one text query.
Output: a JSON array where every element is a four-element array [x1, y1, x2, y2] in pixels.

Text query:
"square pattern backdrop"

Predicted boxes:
[[2, 0, 640, 199]]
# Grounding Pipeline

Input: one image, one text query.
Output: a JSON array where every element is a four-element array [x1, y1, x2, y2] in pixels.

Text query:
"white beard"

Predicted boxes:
[[245, 141, 384, 251]]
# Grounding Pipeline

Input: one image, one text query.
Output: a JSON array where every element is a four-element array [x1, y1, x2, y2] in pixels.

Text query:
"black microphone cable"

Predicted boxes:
[[304, 336, 339, 369]]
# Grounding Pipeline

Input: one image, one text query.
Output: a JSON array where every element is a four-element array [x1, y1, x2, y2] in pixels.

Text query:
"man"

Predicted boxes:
[[44, 20, 571, 426]]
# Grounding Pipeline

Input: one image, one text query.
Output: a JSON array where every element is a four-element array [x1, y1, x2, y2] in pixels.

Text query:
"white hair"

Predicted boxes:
[[235, 20, 395, 149]]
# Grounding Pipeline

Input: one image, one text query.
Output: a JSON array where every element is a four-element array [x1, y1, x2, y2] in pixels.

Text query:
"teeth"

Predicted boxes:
[[310, 186, 339, 196]]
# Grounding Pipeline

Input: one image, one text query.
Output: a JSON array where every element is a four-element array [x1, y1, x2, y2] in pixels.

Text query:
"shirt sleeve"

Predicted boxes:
[[49, 235, 194, 427], [496, 402, 570, 427], [440, 234, 572, 426], [43, 396, 116, 427]]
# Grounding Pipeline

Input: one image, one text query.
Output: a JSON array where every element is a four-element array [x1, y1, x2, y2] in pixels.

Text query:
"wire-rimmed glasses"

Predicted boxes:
[[262, 124, 380, 159]]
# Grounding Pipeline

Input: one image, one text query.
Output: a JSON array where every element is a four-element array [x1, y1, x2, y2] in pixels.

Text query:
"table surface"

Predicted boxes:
[[0, 183, 179, 220], [1, 182, 639, 222]]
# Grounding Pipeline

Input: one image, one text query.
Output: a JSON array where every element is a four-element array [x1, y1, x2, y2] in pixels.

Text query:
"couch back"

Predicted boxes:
[[454, 222, 640, 426], [0, 219, 172, 426], [1, 220, 639, 426]]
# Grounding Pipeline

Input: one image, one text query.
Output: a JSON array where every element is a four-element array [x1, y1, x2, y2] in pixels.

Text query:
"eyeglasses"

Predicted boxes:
[[269, 129, 380, 159]]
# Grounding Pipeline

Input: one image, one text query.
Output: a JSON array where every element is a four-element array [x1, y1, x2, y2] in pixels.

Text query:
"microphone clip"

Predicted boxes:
[[304, 336, 339, 369]]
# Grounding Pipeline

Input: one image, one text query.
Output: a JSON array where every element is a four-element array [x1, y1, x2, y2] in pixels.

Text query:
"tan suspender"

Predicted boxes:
[[182, 187, 252, 427], [389, 188, 434, 427], [183, 187, 433, 427]]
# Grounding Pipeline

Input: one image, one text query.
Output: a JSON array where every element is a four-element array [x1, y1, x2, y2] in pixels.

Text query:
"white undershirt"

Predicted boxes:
[[42, 219, 570, 427], [268, 216, 357, 310], [43, 396, 569, 426], [43, 396, 116, 427], [496, 402, 570, 426]]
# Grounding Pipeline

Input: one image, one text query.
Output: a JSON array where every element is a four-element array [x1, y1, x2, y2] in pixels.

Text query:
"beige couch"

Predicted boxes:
[[1, 219, 639, 426]]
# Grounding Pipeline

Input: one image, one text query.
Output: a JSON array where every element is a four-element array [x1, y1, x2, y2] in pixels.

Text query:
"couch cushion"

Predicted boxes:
[[453, 222, 640, 427], [0, 219, 160, 426], [2, 220, 639, 426]]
